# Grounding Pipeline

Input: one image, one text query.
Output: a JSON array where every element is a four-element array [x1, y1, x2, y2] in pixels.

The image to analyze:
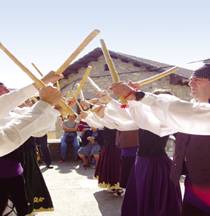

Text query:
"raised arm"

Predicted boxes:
[[130, 93, 210, 135], [0, 71, 62, 119], [0, 86, 61, 156]]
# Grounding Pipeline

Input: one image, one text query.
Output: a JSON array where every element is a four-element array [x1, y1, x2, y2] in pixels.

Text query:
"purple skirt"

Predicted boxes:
[[122, 155, 182, 216], [95, 143, 121, 188]]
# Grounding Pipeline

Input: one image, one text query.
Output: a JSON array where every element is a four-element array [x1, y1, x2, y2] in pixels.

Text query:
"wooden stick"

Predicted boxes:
[[100, 39, 120, 83], [87, 77, 102, 92], [56, 81, 60, 90], [138, 66, 177, 86], [0, 42, 75, 116], [80, 89, 85, 101], [31, 62, 44, 77], [56, 29, 100, 75], [74, 83, 85, 100], [75, 99, 84, 112], [0, 43, 44, 89], [66, 90, 72, 98], [32, 62, 61, 90], [73, 66, 92, 98]]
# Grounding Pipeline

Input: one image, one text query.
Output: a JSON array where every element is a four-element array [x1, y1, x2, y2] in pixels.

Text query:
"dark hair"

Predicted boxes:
[[193, 64, 210, 80]]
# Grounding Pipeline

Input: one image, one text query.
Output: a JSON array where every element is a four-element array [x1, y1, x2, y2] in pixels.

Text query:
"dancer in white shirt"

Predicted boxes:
[[0, 71, 62, 156]]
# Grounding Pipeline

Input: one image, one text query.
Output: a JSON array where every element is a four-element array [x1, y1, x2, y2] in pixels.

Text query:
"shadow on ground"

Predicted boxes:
[[93, 190, 123, 216], [74, 164, 97, 179], [46, 161, 96, 179]]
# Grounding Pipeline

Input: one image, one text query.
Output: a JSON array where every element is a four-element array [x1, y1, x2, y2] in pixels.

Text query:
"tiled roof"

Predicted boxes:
[[63, 48, 193, 79]]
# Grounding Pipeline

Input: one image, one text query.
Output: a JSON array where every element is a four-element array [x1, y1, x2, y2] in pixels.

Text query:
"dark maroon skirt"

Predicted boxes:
[[122, 155, 182, 216], [95, 143, 121, 189], [120, 156, 136, 189]]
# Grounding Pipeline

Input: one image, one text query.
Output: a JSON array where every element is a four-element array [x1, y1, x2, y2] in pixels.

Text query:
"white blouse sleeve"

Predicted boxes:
[[100, 99, 139, 131], [84, 112, 104, 129], [129, 93, 210, 135], [0, 101, 59, 156], [0, 84, 37, 119]]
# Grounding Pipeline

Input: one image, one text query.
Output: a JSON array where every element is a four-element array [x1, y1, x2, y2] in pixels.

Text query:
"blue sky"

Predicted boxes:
[[0, 0, 209, 88]]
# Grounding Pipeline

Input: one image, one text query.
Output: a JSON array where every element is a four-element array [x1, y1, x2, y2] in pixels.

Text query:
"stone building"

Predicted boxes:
[[60, 47, 193, 100]]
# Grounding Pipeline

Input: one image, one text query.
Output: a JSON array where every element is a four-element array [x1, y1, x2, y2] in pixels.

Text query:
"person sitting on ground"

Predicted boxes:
[[78, 127, 101, 168], [60, 114, 80, 161]]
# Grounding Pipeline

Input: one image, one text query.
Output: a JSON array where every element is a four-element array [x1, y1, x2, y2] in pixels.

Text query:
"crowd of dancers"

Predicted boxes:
[[1, 62, 210, 216]]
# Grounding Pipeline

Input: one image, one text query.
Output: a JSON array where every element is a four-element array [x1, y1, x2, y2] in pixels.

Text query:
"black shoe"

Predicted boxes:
[[113, 189, 125, 197]]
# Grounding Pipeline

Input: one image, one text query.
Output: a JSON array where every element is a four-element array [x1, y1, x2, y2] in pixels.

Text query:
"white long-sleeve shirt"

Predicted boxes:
[[84, 112, 105, 129], [101, 100, 139, 131], [98, 99, 171, 136], [0, 84, 60, 156], [84, 99, 139, 131], [0, 84, 37, 119], [87, 94, 210, 137], [0, 100, 59, 156], [128, 93, 210, 136]]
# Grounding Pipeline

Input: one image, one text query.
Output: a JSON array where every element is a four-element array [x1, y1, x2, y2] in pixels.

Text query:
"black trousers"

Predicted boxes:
[[0, 175, 28, 216], [182, 201, 210, 216], [35, 135, 52, 166]]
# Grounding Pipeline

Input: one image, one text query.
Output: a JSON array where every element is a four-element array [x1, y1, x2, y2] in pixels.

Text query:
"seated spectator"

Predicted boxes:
[[60, 114, 80, 161], [77, 120, 90, 134], [78, 128, 101, 168]]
